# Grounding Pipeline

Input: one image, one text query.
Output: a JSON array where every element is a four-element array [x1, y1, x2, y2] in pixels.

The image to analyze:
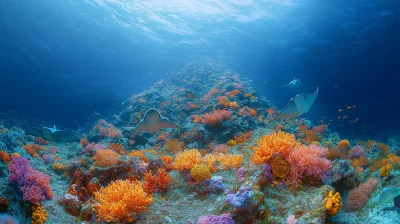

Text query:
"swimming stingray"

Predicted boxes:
[[25, 126, 80, 143], [131, 108, 178, 136], [273, 88, 319, 119], [282, 78, 301, 88]]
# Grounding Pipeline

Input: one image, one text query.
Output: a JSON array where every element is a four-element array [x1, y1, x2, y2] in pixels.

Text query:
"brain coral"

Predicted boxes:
[[94, 180, 153, 223], [191, 164, 211, 181], [93, 149, 120, 167], [251, 131, 300, 164]]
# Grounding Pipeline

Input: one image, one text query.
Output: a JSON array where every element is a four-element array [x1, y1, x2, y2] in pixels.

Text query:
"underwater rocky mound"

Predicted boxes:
[[0, 58, 399, 224]]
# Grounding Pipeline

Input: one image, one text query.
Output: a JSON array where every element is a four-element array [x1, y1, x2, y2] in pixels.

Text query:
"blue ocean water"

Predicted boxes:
[[1, 0, 399, 136]]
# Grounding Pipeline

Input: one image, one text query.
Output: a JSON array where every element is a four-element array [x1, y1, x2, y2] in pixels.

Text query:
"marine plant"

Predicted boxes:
[[94, 180, 153, 223]]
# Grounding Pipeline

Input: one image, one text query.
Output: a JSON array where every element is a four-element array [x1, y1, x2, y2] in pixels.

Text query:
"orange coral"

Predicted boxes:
[[143, 171, 157, 193], [327, 149, 344, 160], [218, 96, 229, 107], [234, 131, 253, 144], [80, 139, 89, 147], [269, 154, 290, 179], [229, 101, 239, 109], [251, 131, 300, 164], [351, 156, 369, 169], [338, 140, 350, 150], [324, 191, 342, 216], [227, 140, 236, 146], [202, 88, 219, 101], [173, 149, 202, 171], [305, 130, 321, 144], [108, 143, 127, 155], [203, 110, 232, 126], [191, 115, 203, 123], [93, 149, 120, 167], [266, 108, 276, 115], [94, 180, 153, 223], [191, 164, 211, 181], [160, 155, 174, 165], [164, 138, 185, 153], [0, 150, 11, 163], [187, 102, 198, 110], [127, 150, 149, 163], [34, 137, 49, 145], [32, 204, 48, 224], [380, 164, 392, 177], [156, 168, 171, 190], [227, 89, 241, 97], [23, 144, 44, 158], [53, 163, 67, 172], [218, 154, 243, 169]]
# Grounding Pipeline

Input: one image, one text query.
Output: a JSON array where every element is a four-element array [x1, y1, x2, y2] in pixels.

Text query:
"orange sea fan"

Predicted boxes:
[[94, 180, 153, 223], [250, 131, 300, 164], [93, 149, 120, 167], [164, 138, 185, 153], [127, 150, 149, 163], [173, 149, 202, 171]]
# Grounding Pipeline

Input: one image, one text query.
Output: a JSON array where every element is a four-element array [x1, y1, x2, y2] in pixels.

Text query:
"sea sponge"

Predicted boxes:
[[338, 139, 350, 150], [32, 204, 48, 224], [173, 149, 202, 171], [93, 149, 120, 167], [23, 144, 44, 158], [191, 164, 211, 181], [324, 191, 342, 216], [251, 131, 300, 164], [94, 180, 153, 223], [269, 154, 290, 179], [380, 164, 392, 177]]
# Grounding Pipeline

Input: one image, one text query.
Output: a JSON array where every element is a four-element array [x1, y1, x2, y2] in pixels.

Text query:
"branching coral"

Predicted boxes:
[[286, 144, 332, 180], [250, 131, 300, 164], [191, 164, 211, 181], [344, 178, 378, 211], [93, 149, 120, 167], [164, 138, 185, 153], [94, 180, 153, 223], [8, 156, 53, 205], [156, 168, 171, 191], [173, 149, 202, 171], [324, 191, 342, 216], [23, 144, 44, 158], [143, 171, 157, 193], [32, 204, 48, 224], [202, 110, 232, 126]]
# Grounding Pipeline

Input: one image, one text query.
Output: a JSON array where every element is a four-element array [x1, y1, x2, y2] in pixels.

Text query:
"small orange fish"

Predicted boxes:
[[343, 115, 348, 119], [319, 120, 324, 123], [347, 106, 352, 109], [338, 109, 342, 112]]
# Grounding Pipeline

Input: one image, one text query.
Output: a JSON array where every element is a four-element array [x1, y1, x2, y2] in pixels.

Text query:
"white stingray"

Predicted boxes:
[[132, 108, 178, 136], [273, 88, 319, 119]]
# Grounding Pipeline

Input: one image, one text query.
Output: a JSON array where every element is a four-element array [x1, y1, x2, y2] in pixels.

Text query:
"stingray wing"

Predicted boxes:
[[159, 118, 179, 129], [131, 120, 148, 136], [274, 88, 318, 119], [52, 130, 80, 143], [25, 127, 45, 138], [379, 188, 400, 204], [294, 87, 318, 114]]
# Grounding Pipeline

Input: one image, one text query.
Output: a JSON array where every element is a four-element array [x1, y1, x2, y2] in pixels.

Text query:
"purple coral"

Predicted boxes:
[[236, 167, 247, 182], [225, 184, 253, 209], [197, 214, 235, 224], [349, 145, 366, 158], [8, 156, 53, 205]]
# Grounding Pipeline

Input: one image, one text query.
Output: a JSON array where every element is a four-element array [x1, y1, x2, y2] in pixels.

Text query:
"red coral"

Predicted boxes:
[[156, 168, 171, 191], [143, 171, 157, 193], [203, 110, 232, 126], [286, 144, 331, 180]]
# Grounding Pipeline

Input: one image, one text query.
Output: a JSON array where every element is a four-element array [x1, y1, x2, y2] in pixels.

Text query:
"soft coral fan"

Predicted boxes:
[[8, 156, 53, 205], [286, 144, 332, 180]]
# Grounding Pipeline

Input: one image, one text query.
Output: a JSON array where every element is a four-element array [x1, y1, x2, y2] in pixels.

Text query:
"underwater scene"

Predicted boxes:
[[0, 0, 400, 224]]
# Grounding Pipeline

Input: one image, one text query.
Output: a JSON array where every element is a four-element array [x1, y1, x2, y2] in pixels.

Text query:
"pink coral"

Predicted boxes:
[[203, 110, 232, 126], [344, 178, 378, 211], [286, 144, 331, 180], [349, 145, 366, 158], [8, 156, 53, 205]]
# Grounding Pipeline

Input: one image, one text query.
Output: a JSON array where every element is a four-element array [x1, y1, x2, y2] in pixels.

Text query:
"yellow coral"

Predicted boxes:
[[217, 154, 243, 169], [191, 164, 211, 181], [324, 191, 342, 216], [227, 140, 236, 146], [94, 180, 153, 223], [173, 149, 202, 171], [380, 163, 392, 177], [250, 131, 300, 164], [32, 204, 48, 224]]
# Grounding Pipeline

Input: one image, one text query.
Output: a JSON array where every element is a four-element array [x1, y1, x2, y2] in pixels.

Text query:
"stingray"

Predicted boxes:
[[131, 108, 178, 136], [282, 78, 301, 88], [379, 187, 400, 204], [25, 126, 80, 143], [273, 88, 319, 119]]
